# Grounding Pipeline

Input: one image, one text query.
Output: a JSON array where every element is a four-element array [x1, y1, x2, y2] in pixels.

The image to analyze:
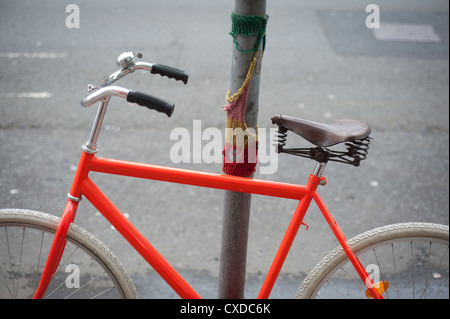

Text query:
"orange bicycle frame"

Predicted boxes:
[[34, 150, 382, 299]]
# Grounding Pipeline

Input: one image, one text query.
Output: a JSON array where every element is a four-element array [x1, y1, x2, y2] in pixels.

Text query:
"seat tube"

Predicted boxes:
[[258, 165, 323, 298]]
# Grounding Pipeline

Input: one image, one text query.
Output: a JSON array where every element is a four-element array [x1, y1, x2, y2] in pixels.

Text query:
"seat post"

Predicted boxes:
[[313, 162, 327, 177], [312, 147, 329, 177]]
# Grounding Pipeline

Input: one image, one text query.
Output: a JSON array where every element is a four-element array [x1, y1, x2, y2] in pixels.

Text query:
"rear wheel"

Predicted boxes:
[[296, 223, 449, 299], [0, 209, 138, 299]]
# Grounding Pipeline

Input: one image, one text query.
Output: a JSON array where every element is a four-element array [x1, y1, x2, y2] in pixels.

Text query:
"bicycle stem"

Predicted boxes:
[[80, 86, 130, 154], [83, 97, 110, 154]]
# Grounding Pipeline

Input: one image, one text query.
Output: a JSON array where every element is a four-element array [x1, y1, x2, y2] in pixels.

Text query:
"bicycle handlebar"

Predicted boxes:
[[150, 63, 189, 84], [99, 52, 189, 87], [80, 52, 187, 117], [99, 62, 189, 87], [80, 86, 175, 117], [127, 90, 174, 117]]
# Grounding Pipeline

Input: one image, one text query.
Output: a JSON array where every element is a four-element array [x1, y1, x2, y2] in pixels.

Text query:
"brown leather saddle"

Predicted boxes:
[[271, 114, 371, 147]]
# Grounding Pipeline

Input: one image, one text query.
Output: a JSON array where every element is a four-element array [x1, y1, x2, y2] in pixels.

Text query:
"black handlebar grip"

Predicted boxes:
[[127, 90, 175, 117], [151, 64, 189, 84]]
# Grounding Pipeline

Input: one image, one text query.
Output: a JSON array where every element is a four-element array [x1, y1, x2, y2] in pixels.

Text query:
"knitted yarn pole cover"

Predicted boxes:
[[222, 12, 268, 177], [223, 82, 258, 177]]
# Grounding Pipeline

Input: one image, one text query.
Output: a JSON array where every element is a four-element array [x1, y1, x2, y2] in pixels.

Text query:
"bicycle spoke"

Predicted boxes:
[[371, 248, 389, 299], [0, 210, 136, 299], [14, 227, 26, 298], [434, 278, 449, 299], [410, 241, 415, 299], [45, 255, 92, 299], [65, 271, 109, 299], [418, 241, 433, 299], [0, 227, 15, 298], [418, 243, 449, 299], [53, 246, 79, 276], [90, 286, 116, 299], [33, 231, 46, 291], [391, 243, 399, 299], [340, 266, 366, 292], [325, 280, 348, 299], [297, 223, 449, 299], [0, 264, 13, 297], [4, 227, 17, 297]]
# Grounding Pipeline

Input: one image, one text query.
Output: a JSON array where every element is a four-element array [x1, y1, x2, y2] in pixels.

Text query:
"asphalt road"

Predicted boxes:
[[0, 0, 449, 298]]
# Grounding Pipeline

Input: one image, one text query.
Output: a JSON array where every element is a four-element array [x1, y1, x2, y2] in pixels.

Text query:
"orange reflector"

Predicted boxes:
[[365, 281, 389, 298]]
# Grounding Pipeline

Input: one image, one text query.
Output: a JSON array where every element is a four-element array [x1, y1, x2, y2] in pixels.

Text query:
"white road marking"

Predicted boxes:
[[373, 23, 441, 43], [0, 52, 68, 59], [1, 92, 52, 98]]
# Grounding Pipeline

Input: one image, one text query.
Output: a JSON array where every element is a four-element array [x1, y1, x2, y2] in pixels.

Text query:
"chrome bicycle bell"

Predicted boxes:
[[116, 51, 143, 69]]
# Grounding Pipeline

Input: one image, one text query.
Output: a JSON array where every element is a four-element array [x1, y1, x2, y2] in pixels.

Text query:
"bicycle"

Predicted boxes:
[[0, 52, 448, 299]]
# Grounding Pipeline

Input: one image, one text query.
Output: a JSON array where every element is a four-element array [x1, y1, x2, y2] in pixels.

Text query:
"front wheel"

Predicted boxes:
[[0, 209, 138, 299], [297, 222, 449, 299]]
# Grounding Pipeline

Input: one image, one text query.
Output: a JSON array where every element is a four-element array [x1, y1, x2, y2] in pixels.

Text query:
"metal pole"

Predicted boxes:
[[219, 0, 266, 299]]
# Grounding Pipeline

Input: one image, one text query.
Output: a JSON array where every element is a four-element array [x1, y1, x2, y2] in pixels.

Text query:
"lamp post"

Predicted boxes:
[[219, 0, 267, 299]]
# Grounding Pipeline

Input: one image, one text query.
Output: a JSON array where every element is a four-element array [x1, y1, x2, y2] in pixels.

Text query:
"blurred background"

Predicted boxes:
[[0, 0, 448, 298]]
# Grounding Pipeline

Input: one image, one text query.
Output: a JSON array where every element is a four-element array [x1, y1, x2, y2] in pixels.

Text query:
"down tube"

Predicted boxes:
[[80, 177, 201, 299]]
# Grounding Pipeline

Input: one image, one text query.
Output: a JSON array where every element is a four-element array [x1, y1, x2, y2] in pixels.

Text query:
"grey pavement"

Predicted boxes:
[[0, 0, 448, 298]]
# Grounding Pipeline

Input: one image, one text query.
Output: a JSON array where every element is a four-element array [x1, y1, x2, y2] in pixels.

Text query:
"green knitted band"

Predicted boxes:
[[230, 12, 268, 53]]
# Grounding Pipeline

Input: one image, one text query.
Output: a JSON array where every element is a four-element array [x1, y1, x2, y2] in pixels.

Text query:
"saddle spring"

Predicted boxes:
[[274, 125, 372, 167], [275, 126, 288, 152], [344, 137, 371, 161], [328, 136, 372, 166]]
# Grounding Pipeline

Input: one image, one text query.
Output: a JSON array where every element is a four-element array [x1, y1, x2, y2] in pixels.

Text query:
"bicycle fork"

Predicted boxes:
[[257, 162, 383, 299], [33, 151, 91, 299], [33, 102, 106, 299]]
